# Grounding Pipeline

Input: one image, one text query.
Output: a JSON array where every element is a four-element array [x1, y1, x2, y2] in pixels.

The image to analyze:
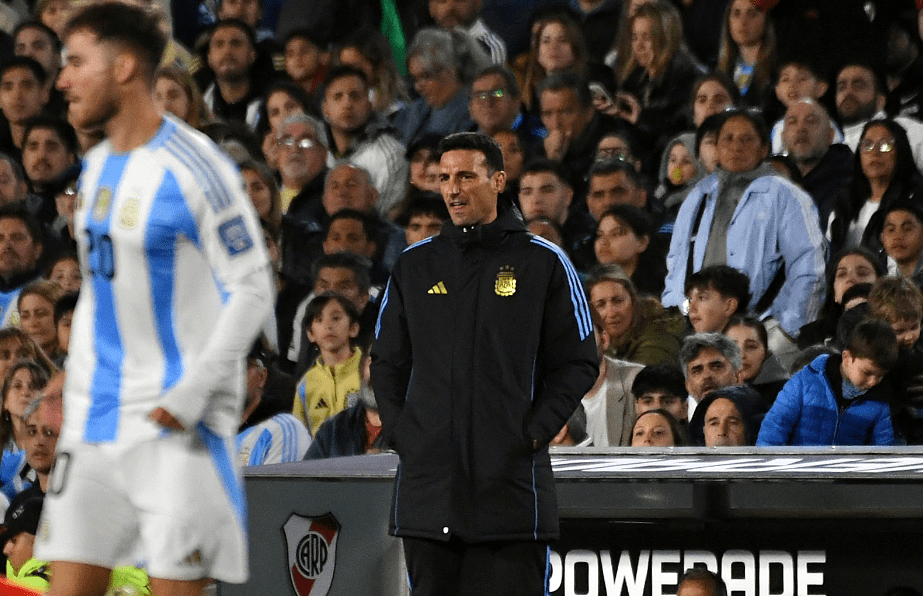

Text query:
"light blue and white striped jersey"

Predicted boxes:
[[64, 115, 269, 445], [236, 413, 311, 466], [0, 287, 23, 328]]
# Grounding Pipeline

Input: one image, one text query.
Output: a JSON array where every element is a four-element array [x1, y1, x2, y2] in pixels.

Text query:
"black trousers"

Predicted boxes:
[[402, 536, 549, 596]]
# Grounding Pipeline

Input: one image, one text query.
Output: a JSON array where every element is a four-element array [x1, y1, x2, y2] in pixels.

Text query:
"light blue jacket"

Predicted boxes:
[[662, 172, 827, 336]]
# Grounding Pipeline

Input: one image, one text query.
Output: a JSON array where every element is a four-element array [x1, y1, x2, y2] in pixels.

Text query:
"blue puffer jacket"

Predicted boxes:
[[757, 354, 894, 446]]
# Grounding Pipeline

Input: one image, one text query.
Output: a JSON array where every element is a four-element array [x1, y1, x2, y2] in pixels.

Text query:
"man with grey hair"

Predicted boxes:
[[395, 27, 489, 146], [277, 113, 331, 283], [781, 99, 854, 225], [679, 332, 742, 419]]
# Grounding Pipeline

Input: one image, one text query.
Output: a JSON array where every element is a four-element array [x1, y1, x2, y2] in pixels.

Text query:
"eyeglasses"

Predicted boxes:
[[471, 88, 506, 102], [859, 139, 895, 153], [595, 148, 631, 163], [277, 137, 316, 150]]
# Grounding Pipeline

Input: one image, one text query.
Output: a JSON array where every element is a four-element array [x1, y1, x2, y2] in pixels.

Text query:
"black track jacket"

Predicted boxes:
[[370, 207, 598, 542]]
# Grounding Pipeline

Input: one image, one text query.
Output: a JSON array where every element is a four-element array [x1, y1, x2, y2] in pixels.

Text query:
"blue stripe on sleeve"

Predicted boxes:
[[529, 237, 593, 340], [165, 131, 235, 212], [84, 154, 129, 442], [252, 429, 272, 466], [145, 171, 198, 393], [374, 278, 391, 339]]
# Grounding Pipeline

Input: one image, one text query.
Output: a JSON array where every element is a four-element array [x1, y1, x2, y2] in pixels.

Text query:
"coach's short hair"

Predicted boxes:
[[436, 132, 504, 174], [679, 333, 742, 378]]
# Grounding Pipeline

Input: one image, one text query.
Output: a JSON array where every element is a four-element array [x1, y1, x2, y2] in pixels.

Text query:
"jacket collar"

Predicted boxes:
[[441, 204, 526, 249]]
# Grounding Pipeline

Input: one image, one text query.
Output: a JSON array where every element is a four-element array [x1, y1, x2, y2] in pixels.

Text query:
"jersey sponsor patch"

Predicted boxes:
[[218, 215, 254, 256]]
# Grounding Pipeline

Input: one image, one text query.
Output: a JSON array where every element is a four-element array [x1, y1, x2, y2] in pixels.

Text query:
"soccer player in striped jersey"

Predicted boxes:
[[36, 3, 274, 595]]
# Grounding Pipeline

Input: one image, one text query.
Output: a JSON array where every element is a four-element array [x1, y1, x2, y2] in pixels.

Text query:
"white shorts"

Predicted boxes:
[[35, 426, 248, 583]]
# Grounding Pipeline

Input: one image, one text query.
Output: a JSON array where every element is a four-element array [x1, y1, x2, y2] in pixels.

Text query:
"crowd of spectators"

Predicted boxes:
[[0, 0, 915, 589]]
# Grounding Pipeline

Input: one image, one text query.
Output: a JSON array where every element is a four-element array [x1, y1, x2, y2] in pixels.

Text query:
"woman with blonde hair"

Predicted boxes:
[[607, 1, 704, 160], [153, 65, 211, 129], [715, 0, 777, 109], [18, 280, 65, 362]]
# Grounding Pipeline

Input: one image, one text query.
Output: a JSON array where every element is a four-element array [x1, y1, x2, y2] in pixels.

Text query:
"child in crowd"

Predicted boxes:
[[631, 363, 688, 423], [684, 265, 751, 333], [2, 496, 50, 590], [757, 319, 898, 446], [880, 200, 923, 288], [866, 277, 923, 444], [293, 292, 363, 435], [283, 28, 328, 100], [656, 135, 705, 216], [399, 194, 449, 246], [53, 292, 77, 369], [694, 113, 724, 176], [770, 59, 841, 152], [46, 253, 81, 293]]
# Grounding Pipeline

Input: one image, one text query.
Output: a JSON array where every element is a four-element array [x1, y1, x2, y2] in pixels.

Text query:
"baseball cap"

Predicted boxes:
[[0, 496, 43, 544]]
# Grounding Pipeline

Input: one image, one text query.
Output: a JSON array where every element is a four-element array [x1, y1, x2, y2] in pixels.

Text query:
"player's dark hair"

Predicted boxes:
[[22, 114, 78, 157], [305, 291, 362, 330], [54, 290, 78, 325], [844, 319, 898, 370], [437, 132, 504, 174], [312, 252, 372, 296], [631, 364, 686, 401], [63, 1, 167, 79], [684, 265, 752, 316], [0, 56, 47, 85]]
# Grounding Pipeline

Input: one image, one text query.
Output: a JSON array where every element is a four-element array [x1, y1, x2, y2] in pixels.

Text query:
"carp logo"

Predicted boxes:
[[283, 512, 340, 596], [495, 265, 516, 297]]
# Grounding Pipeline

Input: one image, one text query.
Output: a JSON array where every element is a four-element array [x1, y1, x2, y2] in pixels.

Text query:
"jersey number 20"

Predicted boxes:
[[85, 230, 115, 279]]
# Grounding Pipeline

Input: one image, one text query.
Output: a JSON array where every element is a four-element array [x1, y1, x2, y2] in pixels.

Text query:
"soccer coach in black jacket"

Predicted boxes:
[[371, 132, 599, 596]]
